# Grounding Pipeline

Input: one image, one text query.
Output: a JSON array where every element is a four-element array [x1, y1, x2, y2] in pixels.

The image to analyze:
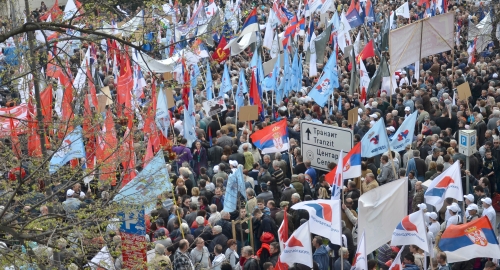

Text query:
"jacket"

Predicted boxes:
[[377, 162, 395, 185], [412, 190, 425, 212], [291, 179, 304, 199], [405, 264, 421, 270], [209, 233, 228, 253], [313, 245, 330, 270], [281, 187, 296, 202], [243, 258, 260, 270]]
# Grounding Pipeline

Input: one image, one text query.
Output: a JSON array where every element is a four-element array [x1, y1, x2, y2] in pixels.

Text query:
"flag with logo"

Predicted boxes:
[[280, 222, 313, 267], [212, 36, 230, 63], [326, 143, 362, 185], [351, 231, 367, 270], [291, 199, 342, 245], [276, 208, 290, 270], [360, 119, 390, 158], [439, 216, 500, 262], [388, 246, 404, 270], [307, 52, 339, 106], [49, 126, 86, 174], [424, 161, 463, 210], [329, 150, 344, 200], [155, 87, 170, 139], [389, 111, 417, 152], [391, 210, 429, 252], [236, 69, 247, 108]]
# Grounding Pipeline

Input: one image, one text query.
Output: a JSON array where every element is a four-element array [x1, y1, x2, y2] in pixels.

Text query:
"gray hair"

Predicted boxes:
[[220, 210, 230, 218], [209, 204, 217, 213], [213, 225, 222, 234], [196, 216, 205, 225], [246, 188, 255, 197], [180, 223, 190, 234], [273, 160, 280, 168], [155, 243, 166, 255], [413, 150, 420, 157], [291, 193, 300, 200], [242, 246, 254, 255]]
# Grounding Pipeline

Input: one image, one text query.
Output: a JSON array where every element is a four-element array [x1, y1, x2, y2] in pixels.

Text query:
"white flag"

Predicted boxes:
[[351, 231, 368, 270], [395, 2, 410, 18], [424, 161, 463, 211], [280, 222, 313, 267], [309, 33, 318, 77], [391, 210, 429, 252]]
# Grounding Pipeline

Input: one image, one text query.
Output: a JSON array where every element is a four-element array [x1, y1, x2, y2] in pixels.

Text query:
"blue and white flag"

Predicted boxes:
[[183, 85, 197, 146], [223, 165, 248, 212], [291, 49, 300, 91], [424, 161, 463, 211], [389, 111, 417, 152], [190, 63, 201, 88], [49, 126, 86, 174], [206, 61, 213, 100], [360, 119, 390, 158], [284, 49, 292, 95], [266, 53, 280, 94], [307, 53, 339, 106], [218, 63, 232, 97], [155, 87, 170, 139], [236, 69, 247, 108], [114, 150, 172, 213]]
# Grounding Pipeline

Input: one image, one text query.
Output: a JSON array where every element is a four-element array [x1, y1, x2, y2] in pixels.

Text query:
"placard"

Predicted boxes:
[[348, 107, 359, 126], [165, 88, 176, 108], [97, 94, 108, 113], [100, 86, 113, 105], [163, 72, 173, 81], [456, 82, 472, 101], [203, 96, 228, 117], [238, 105, 259, 121]]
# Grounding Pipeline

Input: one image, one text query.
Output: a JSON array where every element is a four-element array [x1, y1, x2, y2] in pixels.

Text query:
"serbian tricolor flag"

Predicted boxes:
[[325, 143, 362, 185], [211, 36, 230, 63], [439, 216, 500, 262], [239, 8, 259, 37], [250, 119, 289, 154]]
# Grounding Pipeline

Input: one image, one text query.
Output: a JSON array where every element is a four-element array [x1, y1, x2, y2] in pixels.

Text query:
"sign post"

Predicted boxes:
[[458, 130, 477, 195], [300, 121, 353, 171]]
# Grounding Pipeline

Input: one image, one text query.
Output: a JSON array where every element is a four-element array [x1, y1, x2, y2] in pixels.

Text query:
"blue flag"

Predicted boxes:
[[183, 85, 197, 146], [223, 165, 247, 212], [113, 150, 172, 213], [218, 63, 232, 97], [284, 49, 292, 95], [49, 126, 86, 174], [257, 50, 265, 84], [390, 111, 417, 152], [307, 53, 339, 106], [360, 119, 391, 158], [346, 8, 364, 28], [338, 95, 342, 112], [236, 69, 247, 108], [269, 53, 281, 95], [206, 62, 213, 100], [190, 63, 201, 88], [291, 49, 300, 91]]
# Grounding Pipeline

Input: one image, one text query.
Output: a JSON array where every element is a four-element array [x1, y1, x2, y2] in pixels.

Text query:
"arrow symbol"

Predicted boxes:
[[305, 128, 311, 140]]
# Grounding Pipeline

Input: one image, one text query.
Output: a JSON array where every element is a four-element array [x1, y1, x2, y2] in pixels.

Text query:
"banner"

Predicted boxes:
[[203, 96, 228, 116], [389, 12, 454, 72]]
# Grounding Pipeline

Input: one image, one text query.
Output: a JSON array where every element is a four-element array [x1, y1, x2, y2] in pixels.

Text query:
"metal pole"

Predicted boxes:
[[466, 156, 470, 195]]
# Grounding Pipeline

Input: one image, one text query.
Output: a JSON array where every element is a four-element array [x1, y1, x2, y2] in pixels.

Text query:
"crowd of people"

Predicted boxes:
[[1, 0, 500, 269]]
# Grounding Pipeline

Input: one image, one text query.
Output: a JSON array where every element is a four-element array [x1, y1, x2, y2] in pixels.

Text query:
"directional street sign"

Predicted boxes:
[[118, 206, 146, 235], [300, 121, 353, 171]]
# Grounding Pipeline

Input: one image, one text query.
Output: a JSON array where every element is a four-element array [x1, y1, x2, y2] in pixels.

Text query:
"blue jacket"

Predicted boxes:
[[313, 245, 330, 270], [405, 264, 420, 270]]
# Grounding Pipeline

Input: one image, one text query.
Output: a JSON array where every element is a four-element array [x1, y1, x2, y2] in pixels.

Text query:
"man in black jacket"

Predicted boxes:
[[208, 225, 228, 252], [215, 211, 239, 240], [242, 246, 260, 270]]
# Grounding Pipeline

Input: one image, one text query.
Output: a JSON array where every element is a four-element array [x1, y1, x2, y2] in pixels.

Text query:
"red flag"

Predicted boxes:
[[39, 0, 63, 21], [273, 1, 288, 24], [356, 40, 375, 64], [117, 53, 133, 109], [121, 124, 137, 187], [347, 0, 361, 14], [9, 113, 21, 158], [211, 37, 230, 63], [46, 52, 63, 79], [143, 137, 154, 168], [97, 110, 118, 186], [276, 209, 289, 270], [60, 74, 74, 122], [181, 57, 191, 109], [249, 72, 262, 113], [40, 84, 53, 123], [418, 0, 430, 7]]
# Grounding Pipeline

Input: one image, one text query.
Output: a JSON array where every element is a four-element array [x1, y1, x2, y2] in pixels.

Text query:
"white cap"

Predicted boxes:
[[401, 70, 407, 74], [358, 108, 363, 114], [428, 212, 438, 220], [464, 194, 474, 202], [418, 203, 427, 211], [67, 189, 75, 197], [386, 126, 395, 132], [369, 114, 378, 119], [447, 204, 460, 212], [229, 160, 238, 167], [466, 204, 478, 211], [481, 197, 492, 205], [213, 165, 219, 173], [405, 106, 411, 111]]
